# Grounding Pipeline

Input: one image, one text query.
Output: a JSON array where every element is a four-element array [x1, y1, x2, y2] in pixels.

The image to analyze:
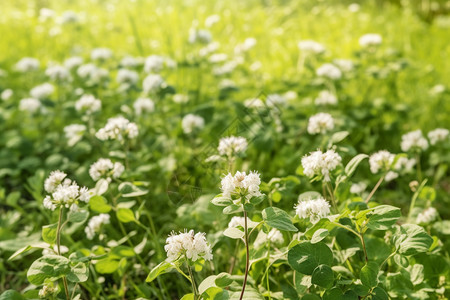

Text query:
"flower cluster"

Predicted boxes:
[[43, 171, 91, 211], [89, 158, 124, 181], [181, 114, 204, 134], [133, 97, 155, 116], [143, 74, 166, 94], [295, 196, 331, 223], [359, 33, 382, 48], [165, 229, 213, 262], [220, 171, 262, 201], [315, 90, 337, 106], [369, 150, 395, 174], [75, 94, 102, 114], [416, 207, 439, 225], [218, 136, 248, 157], [298, 40, 325, 54], [228, 216, 258, 229], [307, 112, 334, 134], [30, 83, 54, 99], [77, 63, 109, 85], [96, 116, 139, 141], [301, 149, 342, 181], [401, 130, 428, 152], [428, 128, 449, 145], [64, 124, 86, 146], [46, 65, 71, 81], [15, 57, 40, 72], [316, 63, 342, 80], [254, 228, 284, 248], [85, 214, 111, 240], [19, 98, 41, 114]]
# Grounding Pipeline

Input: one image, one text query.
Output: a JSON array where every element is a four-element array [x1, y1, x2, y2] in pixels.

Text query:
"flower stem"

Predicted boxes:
[[325, 182, 338, 213], [239, 211, 250, 300], [364, 175, 385, 204], [407, 179, 428, 223], [56, 208, 70, 300], [416, 153, 423, 182], [187, 263, 198, 299]]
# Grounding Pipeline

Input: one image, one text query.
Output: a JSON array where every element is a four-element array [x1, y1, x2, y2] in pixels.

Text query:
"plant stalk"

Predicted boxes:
[[239, 211, 250, 300], [365, 175, 385, 204], [56, 208, 70, 300]]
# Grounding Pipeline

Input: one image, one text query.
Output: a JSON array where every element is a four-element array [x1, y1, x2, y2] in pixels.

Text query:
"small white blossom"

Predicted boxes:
[[295, 196, 331, 223], [416, 207, 439, 225], [359, 33, 382, 48], [234, 37, 257, 54], [58, 11, 80, 24], [181, 114, 204, 134], [64, 124, 86, 146], [42, 245, 68, 256], [227, 216, 258, 229], [429, 84, 445, 95], [143, 74, 166, 94], [369, 150, 395, 174], [189, 28, 212, 44], [428, 128, 449, 145], [316, 63, 342, 80], [173, 94, 189, 104], [315, 91, 337, 106], [43, 172, 90, 211], [254, 228, 284, 248], [44, 170, 67, 193], [96, 116, 139, 141], [165, 229, 213, 262], [1, 89, 13, 101], [307, 112, 334, 135], [144, 55, 165, 73], [39, 8, 55, 22], [301, 149, 342, 181], [333, 59, 354, 72], [89, 158, 124, 181], [64, 56, 83, 69], [77, 64, 109, 85], [46, 65, 71, 81], [350, 182, 367, 194], [19, 98, 41, 114], [85, 214, 110, 240], [15, 57, 40, 72], [394, 157, 416, 173], [91, 48, 113, 61], [385, 171, 399, 182], [116, 69, 139, 85], [30, 83, 54, 99], [401, 130, 429, 152], [298, 40, 326, 54], [133, 97, 155, 115], [120, 55, 141, 68], [218, 136, 248, 157], [205, 14, 220, 27], [75, 94, 101, 114], [220, 171, 262, 200], [266, 94, 287, 108], [244, 98, 265, 108]]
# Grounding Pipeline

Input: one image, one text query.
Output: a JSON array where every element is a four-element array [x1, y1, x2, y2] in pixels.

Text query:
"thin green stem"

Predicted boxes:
[[407, 179, 428, 223], [325, 181, 338, 213], [332, 222, 369, 263], [56, 207, 70, 300], [187, 263, 198, 299], [365, 175, 385, 204], [239, 211, 250, 300]]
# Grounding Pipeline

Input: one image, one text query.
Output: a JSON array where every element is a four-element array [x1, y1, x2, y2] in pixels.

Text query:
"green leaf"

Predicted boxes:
[[215, 272, 233, 287], [95, 179, 109, 195], [27, 255, 71, 285], [118, 182, 149, 198], [211, 195, 232, 207], [67, 262, 89, 283], [67, 210, 89, 223], [146, 261, 173, 282], [180, 293, 194, 300], [410, 264, 424, 285], [89, 195, 112, 213], [223, 227, 244, 239], [287, 242, 333, 275], [0, 290, 25, 300], [223, 204, 243, 215], [116, 208, 136, 223], [95, 258, 119, 274], [344, 154, 369, 177], [330, 131, 350, 144], [393, 224, 433, 256], [360, 262, 378, 288], [366, 205, 401, 230], [42, 223, 57, 245], [311, 264, 334, 289], [311, 229, 329, 244], [262, 207, 297, 232], [393, 254, 409, 268], [198, 275, 217, 294], [371, 287, 388, 300], [203, 287, 229, 300], [249, 194, 266, 206]]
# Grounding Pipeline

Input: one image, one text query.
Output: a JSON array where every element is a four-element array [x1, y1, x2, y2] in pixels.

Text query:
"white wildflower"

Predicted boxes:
[[307, 112, 334, 134], [64, 56, 83, 69], [234, 37, 257, 54], [173, 94, 189, 104], [181, 114, 204, 134], [333, 59, 354, 72], [254, 228, 284, 248], [120, 55, 141, 68], [44, 170, 67, 193], [298, 40, 325, 54], [350, 182, 367, 194], [359, 34, 382, 48], [64, 124, 86, 146], [91, 48, 113, 61], [227, 216, 258, 229], [385, 171, 399, 182], [89, 158, 124, 181], [301, 149, 342, 181], [143, 74, 166, 94], [1, 89, 13, 101], [189, 28, 212, 44], [315, 91, 337, 106], [85, 214, 110, 240], [39, 8, 55, 22], [77, 63, 109, 85], [369, 150, 395, 174], [144, 55, 165, 73], [96, 116, 138, 141], [205, 14, 220, 27], [416, 207, 439, 225], [58, 10, 80, 24], [429, 84, 445, 95], [218, 136, 248, 157], [19, 98, 41, 114], [15, 57, 40, 72], [428, 128, 449, 145], [43, 172, 90, 211], [316, 63, 342, 80], [75, 94, 101, 114], [220, 171, 262, 200], [116, 69, 139, 85], [165, 229, 213, 262], [266, 94, 287, 108], [45, 65, 71, 81], [295, 196, 331, 223], [133, 97, 155, 115], [401, 130, 429, 152], [30, 83, 54, 99]]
